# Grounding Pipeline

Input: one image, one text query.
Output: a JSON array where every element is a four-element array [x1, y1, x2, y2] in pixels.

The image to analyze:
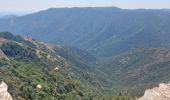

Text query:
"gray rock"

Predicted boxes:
[[0, 49, 8, 60], [0, 81, 13, 100], [140, 82, 170, 100]]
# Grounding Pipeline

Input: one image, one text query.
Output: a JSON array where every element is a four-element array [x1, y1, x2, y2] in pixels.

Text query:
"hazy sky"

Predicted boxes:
[[0, 0, 170, 12]]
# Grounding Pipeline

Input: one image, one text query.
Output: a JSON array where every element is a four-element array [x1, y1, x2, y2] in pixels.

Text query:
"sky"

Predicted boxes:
[[0, 0, 170, 13]]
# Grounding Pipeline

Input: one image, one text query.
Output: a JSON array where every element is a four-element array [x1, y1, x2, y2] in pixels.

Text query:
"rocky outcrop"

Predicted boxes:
[[0, 49, 8, 60], [139, 82, 170, 100], [0, 81, 13, 100]]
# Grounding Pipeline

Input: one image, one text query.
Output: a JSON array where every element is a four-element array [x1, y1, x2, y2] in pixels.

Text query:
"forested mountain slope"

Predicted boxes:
[[0, 32, 109, 100], [99, 48, 170, 96]]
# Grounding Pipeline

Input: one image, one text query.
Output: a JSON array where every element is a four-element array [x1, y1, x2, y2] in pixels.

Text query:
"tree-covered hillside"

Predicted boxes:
[[99, 48, 170, 96], [0, 32, 107, 100], [0, 32, 141, 99]]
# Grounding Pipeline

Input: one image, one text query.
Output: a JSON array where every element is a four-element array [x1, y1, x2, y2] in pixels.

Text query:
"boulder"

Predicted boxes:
[[139, 82, 170, 100], [0, 81, 13, 100], [0, 49, 8, 60], [36, 84, 42, 89]]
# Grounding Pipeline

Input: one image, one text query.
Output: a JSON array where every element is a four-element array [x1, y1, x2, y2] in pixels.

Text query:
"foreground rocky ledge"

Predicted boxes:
[[139, 82, 170, 100], [0, 81, 13, 100]]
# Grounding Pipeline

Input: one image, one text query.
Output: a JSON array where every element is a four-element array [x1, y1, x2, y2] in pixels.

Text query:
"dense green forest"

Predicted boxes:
[[0, 32, 139, 99], [0, 32, 99, 99]]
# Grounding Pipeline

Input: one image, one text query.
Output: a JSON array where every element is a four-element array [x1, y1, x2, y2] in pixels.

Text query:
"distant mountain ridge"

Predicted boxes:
[[0, 7, 170, 57]]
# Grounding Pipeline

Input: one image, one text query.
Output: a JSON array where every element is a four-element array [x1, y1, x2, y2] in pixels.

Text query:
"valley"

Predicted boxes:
[[0, 7, 170, 100]]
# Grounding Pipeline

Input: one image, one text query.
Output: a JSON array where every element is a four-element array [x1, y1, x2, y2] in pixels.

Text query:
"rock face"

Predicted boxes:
[[0, 49, 8, 59], [0, 81, 13, 100], [139, 82, 170, 100]]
